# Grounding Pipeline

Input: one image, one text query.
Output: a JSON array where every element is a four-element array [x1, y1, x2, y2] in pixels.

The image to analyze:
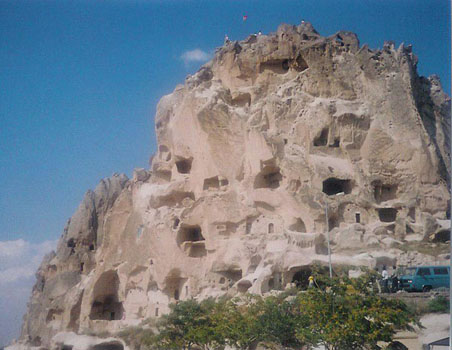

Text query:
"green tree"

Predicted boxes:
[[294, 273, 416, 350], [210, 296, 262, 350], [156, 299, 219, 350], [254, 295, 304, 349]]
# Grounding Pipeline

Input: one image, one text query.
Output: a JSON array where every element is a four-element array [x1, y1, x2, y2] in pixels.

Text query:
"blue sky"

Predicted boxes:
[[0, 0, 450, 345]]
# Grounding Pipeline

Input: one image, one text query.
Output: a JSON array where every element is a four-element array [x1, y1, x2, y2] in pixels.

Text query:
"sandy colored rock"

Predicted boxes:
[[16, 22, 450, 349]]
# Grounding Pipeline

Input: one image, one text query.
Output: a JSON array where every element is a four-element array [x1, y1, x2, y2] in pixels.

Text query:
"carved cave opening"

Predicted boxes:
[[330, 137, 340, 147], [203, 176, 227, 190], [159, 145, 171, 161], [291, 267, 312, 290], [378, 208, 397, 223], [322, 178, 352, 195], [294, 55, 309, 72], [355, 212, 361, 223], [431, 230, 450, 243], [175, 157, 193, 174], [314, 128, 329, 146], [288, 218, 306, 233], [218, 270, 243, 288], [164, 274, 188, 301], [155, 170, 172, 182], [92, 342, 124, 350], [237, 280, 252, 293], [259, 59, 290, 74], [268, 223, 274, 234], [254, 165, 282, 189], [373, 181, 398, 203], [67, 238, 75, 248], [173, 217, 180, 230], [177, 224, 206, 257], [89, 271, 124, 321]]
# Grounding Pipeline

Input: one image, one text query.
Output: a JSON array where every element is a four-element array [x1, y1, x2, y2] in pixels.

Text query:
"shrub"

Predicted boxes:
[[427, 296, 450, 313]]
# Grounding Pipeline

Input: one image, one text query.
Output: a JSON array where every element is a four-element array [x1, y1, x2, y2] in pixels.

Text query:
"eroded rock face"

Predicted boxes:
[[18, 22, 450, 347]]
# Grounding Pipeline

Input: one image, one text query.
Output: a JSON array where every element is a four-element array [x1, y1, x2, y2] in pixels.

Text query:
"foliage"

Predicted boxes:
[[128, 271, 416, 350], [295, 272, 416, 350], [427, 296, 450, 313], [156, 298, 219, 350]]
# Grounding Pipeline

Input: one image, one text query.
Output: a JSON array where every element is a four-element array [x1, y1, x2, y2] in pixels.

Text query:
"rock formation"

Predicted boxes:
[[15, 22, 451, 349]]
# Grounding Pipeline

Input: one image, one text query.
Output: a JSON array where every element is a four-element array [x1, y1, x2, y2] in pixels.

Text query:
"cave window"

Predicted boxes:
[[219, 277, 226, 284], [67, 239, 75, 248], [159, 145, 171, 161], [268, 278, 275, 290], [288, 218, 306, 232], [177, 225, 206, 257], [219, 178, 229, 187], [328, 216, 339, 230], [89, 271, 124, 321], [355, 213, 361, 223], [246, 219, 252, 234], [177, 225, 204, 245], [408, 207, 416, 222], [268, 223, 274, 234], [314, 128, 328, 146], [373, 181, 397, 203], [291, 268, 312, 290], [378, 208, 397, 222], [203, 176, 220, 190], [173, 218, 180, 229], [294, 55, 309, 72], [322, 178, 352, 195], [330, 138, 340, 147], [254, 166, 282, 189], [174, 289, 179, 301], [259, 59, 289, 74], [155, 308, 159, 317], [282, 59, 289, 71], [432, 230, 450, 243], [175, 158, 193, 174], [80, 263, 84, 272], [89, 244, 95, 251]]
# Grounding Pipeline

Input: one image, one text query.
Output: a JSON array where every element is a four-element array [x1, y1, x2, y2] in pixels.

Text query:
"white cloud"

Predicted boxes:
[[0, 239, 57, 281], [0, 238, 57, 346], [180, 49, 211, 65]]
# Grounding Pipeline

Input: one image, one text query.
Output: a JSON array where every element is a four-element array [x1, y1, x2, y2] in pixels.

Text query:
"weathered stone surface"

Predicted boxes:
[[15, 22, 450, 348]]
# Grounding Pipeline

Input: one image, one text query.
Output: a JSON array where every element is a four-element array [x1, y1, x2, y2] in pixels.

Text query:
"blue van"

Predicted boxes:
[[399, 265, 450, 292]]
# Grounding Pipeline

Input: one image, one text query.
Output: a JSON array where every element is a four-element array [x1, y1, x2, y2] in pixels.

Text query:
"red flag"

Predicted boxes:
[[243, 14, 248, 21]]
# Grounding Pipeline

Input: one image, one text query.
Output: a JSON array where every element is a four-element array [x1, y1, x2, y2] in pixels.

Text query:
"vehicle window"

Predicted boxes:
[[405, 267, 416, 275], [417, 268, 431, 276], [433, 267, 448, 275]]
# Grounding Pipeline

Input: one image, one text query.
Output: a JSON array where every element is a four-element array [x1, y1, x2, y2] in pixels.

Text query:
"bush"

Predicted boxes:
[[427, 296, 450, 313], [128, 272, 417, 350]]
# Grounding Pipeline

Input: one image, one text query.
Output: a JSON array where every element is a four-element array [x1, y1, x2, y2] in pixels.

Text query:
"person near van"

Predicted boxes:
[[390, 266, 399, 293], [381, 266, 389, 293]]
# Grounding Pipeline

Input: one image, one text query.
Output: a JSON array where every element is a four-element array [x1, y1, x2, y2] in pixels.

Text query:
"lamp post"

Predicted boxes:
[[324, 192, 345, 279], [325, 201, 332, 278]]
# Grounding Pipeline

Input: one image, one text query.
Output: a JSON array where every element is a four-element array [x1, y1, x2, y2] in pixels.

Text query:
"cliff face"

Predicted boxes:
[[19, 22, 450, 348]]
